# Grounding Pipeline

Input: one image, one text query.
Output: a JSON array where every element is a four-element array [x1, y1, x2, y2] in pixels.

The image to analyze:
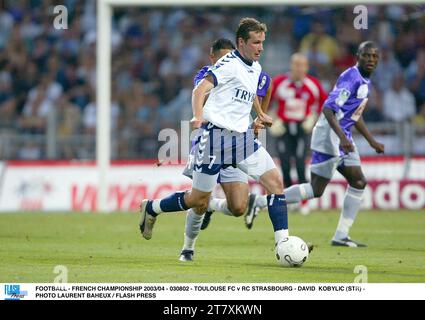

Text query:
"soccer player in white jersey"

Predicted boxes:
[[283, 41, 385, 247], [179, 38, 272, 261], [139, 18, 292, 258]]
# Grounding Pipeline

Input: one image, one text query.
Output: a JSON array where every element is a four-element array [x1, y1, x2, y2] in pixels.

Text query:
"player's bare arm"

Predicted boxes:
[[253, 82, 273, 134], [252, 96, 273, 126], [354, 116, 385, 154], [322, 107, 355, 153], [191, 75, 214, 128]]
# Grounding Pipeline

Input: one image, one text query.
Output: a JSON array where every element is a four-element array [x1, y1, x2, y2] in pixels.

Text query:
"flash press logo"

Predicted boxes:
[[4, 284, 28, 300]]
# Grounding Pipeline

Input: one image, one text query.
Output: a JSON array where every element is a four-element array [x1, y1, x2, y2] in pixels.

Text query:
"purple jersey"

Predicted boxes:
[[193, 66, 210, 87], [193, 66, 271, 97], [311, 66, 371, 156]]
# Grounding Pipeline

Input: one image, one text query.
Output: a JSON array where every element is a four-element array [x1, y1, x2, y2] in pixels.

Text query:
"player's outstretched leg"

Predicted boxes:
[[283, 172, 330, 207], [140, 188, 210, 240], [139, 199, 158, 240], [140, 191, 190, 240], [179, 208, 205, 261], [203, 178, 262, 230], [331, 166, 367, 247], [244, 193, 259, 229], [201, 197, 232, 230], [254, 194, 267, 209], [205, 193, 263, 230], [284, 183, 315, 204], [200, 208, 214, 230]]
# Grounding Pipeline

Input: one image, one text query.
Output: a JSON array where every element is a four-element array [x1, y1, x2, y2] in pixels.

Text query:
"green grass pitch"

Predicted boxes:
[[0, 210, 424, 283]]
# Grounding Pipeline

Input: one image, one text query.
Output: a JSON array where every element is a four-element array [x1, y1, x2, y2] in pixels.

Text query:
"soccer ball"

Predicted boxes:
[[275, 236, 309, 267]]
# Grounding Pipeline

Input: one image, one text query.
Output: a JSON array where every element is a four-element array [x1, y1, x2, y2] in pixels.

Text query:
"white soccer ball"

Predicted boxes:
[[275, 236, 309, 267]]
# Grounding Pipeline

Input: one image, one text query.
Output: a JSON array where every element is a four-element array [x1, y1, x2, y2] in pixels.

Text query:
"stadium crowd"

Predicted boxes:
[[0, 1, 424, 159]]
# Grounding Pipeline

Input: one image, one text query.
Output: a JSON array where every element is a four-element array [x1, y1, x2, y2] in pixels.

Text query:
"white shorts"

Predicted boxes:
[[310, 149, 361, 180], [237, 146, 277, 182], [183, 157, 248, 184], [193, 146, 276, 192], [218, 166, 249, 184]]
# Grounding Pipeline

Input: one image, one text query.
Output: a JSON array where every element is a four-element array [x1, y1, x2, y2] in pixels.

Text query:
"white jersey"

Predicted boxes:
[[203, 50, 262, 133]]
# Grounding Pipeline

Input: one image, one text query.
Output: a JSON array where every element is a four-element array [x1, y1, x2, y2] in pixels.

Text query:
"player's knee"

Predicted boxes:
[[268, 175, 284, 194], [186, 193, 209, 211], [192, 201, 208, 214], [194, 205, 208, 215], [229, 203, 246, 217], [312, 185, 325, 198], [351, 178, 367, 190]]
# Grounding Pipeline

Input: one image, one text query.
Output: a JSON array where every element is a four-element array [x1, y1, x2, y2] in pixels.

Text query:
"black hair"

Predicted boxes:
[[357, 41, 379, 55], [211, 38, 235, 54]]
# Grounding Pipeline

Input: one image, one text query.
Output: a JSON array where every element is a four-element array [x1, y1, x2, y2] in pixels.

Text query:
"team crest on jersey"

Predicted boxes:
[[336, 89, 351, 106], [357, 84, 369, 99]]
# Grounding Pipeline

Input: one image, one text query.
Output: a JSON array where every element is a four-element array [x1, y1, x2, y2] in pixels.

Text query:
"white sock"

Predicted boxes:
[[284, 183, 314, 204], [254, 195, 268, 208], [182, 209, 204, 251], [274, 229, 289, 244], [333, 186, 364, 240], [151, 199, 162, 213], [208, 198, 234, 216]]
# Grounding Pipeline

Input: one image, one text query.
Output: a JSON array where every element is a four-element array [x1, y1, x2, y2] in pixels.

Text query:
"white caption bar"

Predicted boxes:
[[1, 283, 425, 300]]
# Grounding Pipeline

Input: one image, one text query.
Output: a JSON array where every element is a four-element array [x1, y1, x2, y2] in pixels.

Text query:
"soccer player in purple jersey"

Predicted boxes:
[[179, 38, 272, 261], [284, 41, 385, 247]]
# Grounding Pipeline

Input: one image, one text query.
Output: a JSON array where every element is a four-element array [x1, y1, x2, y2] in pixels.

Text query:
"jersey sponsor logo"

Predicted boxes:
[[336, 89, 351, 106], [233, 88, 256, 103], [357, 84, 369, 99]]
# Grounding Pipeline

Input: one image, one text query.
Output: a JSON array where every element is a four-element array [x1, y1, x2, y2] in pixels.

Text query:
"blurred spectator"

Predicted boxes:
[[83, 96, 121, 135], [363, 87, 385, 123], [0, 4, 424, 159], [406, 49, 425, 110], [261, 17, 294, 76], [0, 73, 16, 126], [383, 75, 416, 122], [18, 141, 42, 160], [163, 76, 193, 125], [0, 9, 13, 49], [19, 74, 62, 134], [57, 94, 82, 137], [373, 44, 402, 92], [300, 21, 339, 67], [333, 44, 356, 75], [413, 104, 425, 135]]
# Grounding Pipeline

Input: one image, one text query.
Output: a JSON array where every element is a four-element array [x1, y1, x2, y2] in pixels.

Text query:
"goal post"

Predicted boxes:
[[96, 1, 112, 212], [96, 0, 419, 212]]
